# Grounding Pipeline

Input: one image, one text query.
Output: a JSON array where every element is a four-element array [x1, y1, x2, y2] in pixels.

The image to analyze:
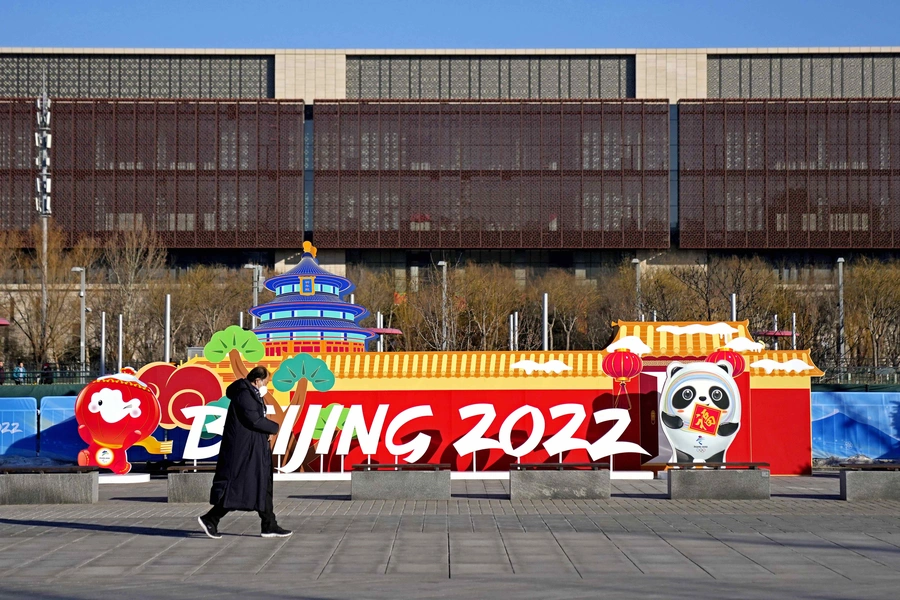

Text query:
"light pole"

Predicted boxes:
[[164, 294, 171, 363], [100, 311, 106, 376], [117, 314, 123, 373], [632, 258, 641, 320], [243, 264, 264, 329], [837, 257, 845, 373], [437, 261, 448, 350], [35, 80, 52, 364], [542, 292, 549, 351], [71, 267, 86, 379]]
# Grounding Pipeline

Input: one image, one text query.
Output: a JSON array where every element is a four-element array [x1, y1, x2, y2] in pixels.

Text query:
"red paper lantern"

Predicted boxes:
[[602, 349, 644, 383], [706, 349, 746, 378], [602, 349, 643, 410]]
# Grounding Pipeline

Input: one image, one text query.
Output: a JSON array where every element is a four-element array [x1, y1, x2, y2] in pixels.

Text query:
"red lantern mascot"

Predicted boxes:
[[75, 368, 173, 474], [602, 349, 643, 409]]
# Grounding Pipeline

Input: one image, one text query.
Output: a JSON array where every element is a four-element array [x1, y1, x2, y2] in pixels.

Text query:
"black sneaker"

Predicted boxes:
[[198, 516, 222, 539], [261, 525, 292, 538]]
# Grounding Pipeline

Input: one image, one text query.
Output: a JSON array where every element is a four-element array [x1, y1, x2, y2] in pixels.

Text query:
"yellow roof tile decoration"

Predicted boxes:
[[610, 320, 823, 378], [189, 351, 612, 393]]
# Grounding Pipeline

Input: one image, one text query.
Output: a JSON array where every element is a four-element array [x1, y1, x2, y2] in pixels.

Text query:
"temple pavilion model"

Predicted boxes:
[[250, 241, 375, 356]]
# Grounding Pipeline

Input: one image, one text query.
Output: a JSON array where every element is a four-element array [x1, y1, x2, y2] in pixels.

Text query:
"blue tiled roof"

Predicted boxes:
[[265, 255, 355, 294], [255, 317, 375, 340], [251, 243, 373, 347]]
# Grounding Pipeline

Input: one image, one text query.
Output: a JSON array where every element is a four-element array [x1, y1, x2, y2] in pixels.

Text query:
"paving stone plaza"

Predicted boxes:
[[1, 475, 899, 599]]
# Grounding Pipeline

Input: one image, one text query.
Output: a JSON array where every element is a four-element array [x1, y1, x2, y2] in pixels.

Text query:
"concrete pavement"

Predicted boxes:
[[1, 474, 899, 599]]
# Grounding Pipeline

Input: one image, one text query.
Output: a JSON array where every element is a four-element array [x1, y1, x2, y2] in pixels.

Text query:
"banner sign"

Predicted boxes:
[[38, 396, 79, 461], [182, 390, 648, 472], [0, 397, 38, 457], [812, 392, 900, 460]]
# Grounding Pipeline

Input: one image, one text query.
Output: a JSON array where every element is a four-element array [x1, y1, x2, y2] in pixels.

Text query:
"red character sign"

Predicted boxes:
[[75, 368, 173, 474], [688, 404, 723, 435]]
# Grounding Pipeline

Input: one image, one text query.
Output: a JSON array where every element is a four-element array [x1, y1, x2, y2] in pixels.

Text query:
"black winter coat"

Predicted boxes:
[[210, 378, 279, 511]]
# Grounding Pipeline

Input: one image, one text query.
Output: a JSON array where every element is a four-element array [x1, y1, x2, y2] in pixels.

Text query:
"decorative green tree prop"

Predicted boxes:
[[203, 325, 294, 431], [272, 354, 336, 470], [203, 325, 265, 380]]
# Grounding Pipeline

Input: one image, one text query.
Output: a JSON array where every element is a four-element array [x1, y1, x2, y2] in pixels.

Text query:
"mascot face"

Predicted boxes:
[[659, 361, 741, 463], [75, 371, 161, 449]]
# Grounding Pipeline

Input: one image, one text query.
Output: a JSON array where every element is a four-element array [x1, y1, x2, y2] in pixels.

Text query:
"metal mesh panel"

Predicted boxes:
[[679, 99, 900, 249], [0, 99, 303, 248], [0, 54, 273, 98], [709, 54, 900, 98], [313, 100, 669, 249], [345, 55, 636, 99]]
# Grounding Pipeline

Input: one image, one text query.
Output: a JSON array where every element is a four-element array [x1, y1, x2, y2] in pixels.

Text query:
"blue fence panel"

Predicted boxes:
[[0, 397, 38, 457], [39, 396, 81, 461], [39, 396, 194, 462], [812, 392, 900, 460]]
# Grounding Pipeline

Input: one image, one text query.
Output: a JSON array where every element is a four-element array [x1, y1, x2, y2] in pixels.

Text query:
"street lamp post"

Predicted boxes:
[[117, 314, 123, 373], [632, 258, 641, 320], [164, 294, 171, 363], [71, 267, 86, 380], [837, 257, 845, 373], [100, 311, 106, 376], [243, 264, 264, 329], [437, 261, 448, 350], [35, 80, 52, 364], [542, 292, 549, 351]]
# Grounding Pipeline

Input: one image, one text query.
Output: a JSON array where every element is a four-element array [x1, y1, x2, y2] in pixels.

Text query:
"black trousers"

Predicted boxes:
[[203, 473, 277, 531]]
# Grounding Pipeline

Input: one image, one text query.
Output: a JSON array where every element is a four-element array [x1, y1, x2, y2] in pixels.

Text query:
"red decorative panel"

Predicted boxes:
[[313, 100, 670, 249], [679, 99, 900, 249], [0, 99, 304, 248]]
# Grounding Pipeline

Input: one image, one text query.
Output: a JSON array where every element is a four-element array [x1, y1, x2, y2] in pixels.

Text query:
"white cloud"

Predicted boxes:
[[721, 338, 765, 352], [605, 336, 652, 355], [749, 358, 814, 374], [510, 359, 572, 374], [658, 323, 739, 337]]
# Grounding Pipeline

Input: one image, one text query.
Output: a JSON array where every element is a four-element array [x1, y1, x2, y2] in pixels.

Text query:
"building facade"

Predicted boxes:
[[1, 48, 899, 274]]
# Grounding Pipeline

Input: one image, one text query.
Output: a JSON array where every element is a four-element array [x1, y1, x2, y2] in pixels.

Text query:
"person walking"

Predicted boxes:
[[198, 365, 291, 539], [13, 362, 25, 385], [41, 363, 54, 384], [0, 361, 5, 385]]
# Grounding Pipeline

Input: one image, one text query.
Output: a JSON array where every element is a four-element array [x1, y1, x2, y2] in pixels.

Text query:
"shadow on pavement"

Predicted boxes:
[[288, 494, 351, 501], [107, 496, 168, 503], [0, 517, 194, 538], [613, 492, 668, 499], [451, 492, 508, 500]]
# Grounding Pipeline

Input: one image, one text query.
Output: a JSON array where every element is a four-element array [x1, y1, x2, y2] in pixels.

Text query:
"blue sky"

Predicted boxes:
[[0, 0, 896, 49]]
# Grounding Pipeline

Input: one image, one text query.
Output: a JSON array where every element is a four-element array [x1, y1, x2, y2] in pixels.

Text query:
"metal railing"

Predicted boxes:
[[0, 366, 97, 386]]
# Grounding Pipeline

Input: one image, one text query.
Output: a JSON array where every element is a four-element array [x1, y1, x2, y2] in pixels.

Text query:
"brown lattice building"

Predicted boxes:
[[1, 48, 899, 278]]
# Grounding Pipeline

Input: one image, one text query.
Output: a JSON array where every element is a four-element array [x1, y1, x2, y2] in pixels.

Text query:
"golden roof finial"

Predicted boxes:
[[302, 240, 317, 258]]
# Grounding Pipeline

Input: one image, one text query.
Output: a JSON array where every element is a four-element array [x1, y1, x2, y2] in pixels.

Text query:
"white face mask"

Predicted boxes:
[[257, 384, 269, 397]]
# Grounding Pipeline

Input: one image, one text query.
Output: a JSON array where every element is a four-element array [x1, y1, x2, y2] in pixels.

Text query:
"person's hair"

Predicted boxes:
[[247, 366, 269, 383]]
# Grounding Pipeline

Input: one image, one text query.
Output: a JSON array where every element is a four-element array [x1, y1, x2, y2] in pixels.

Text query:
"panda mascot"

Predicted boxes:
[[659, 360, 741, 463]]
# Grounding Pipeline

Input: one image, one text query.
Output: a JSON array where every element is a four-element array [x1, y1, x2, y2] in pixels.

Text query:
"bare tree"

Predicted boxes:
[[101, 229, 167, 365], [845, 258, 900, 368], [462, 264, 522, 350], [0, 224, 99, 364]]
